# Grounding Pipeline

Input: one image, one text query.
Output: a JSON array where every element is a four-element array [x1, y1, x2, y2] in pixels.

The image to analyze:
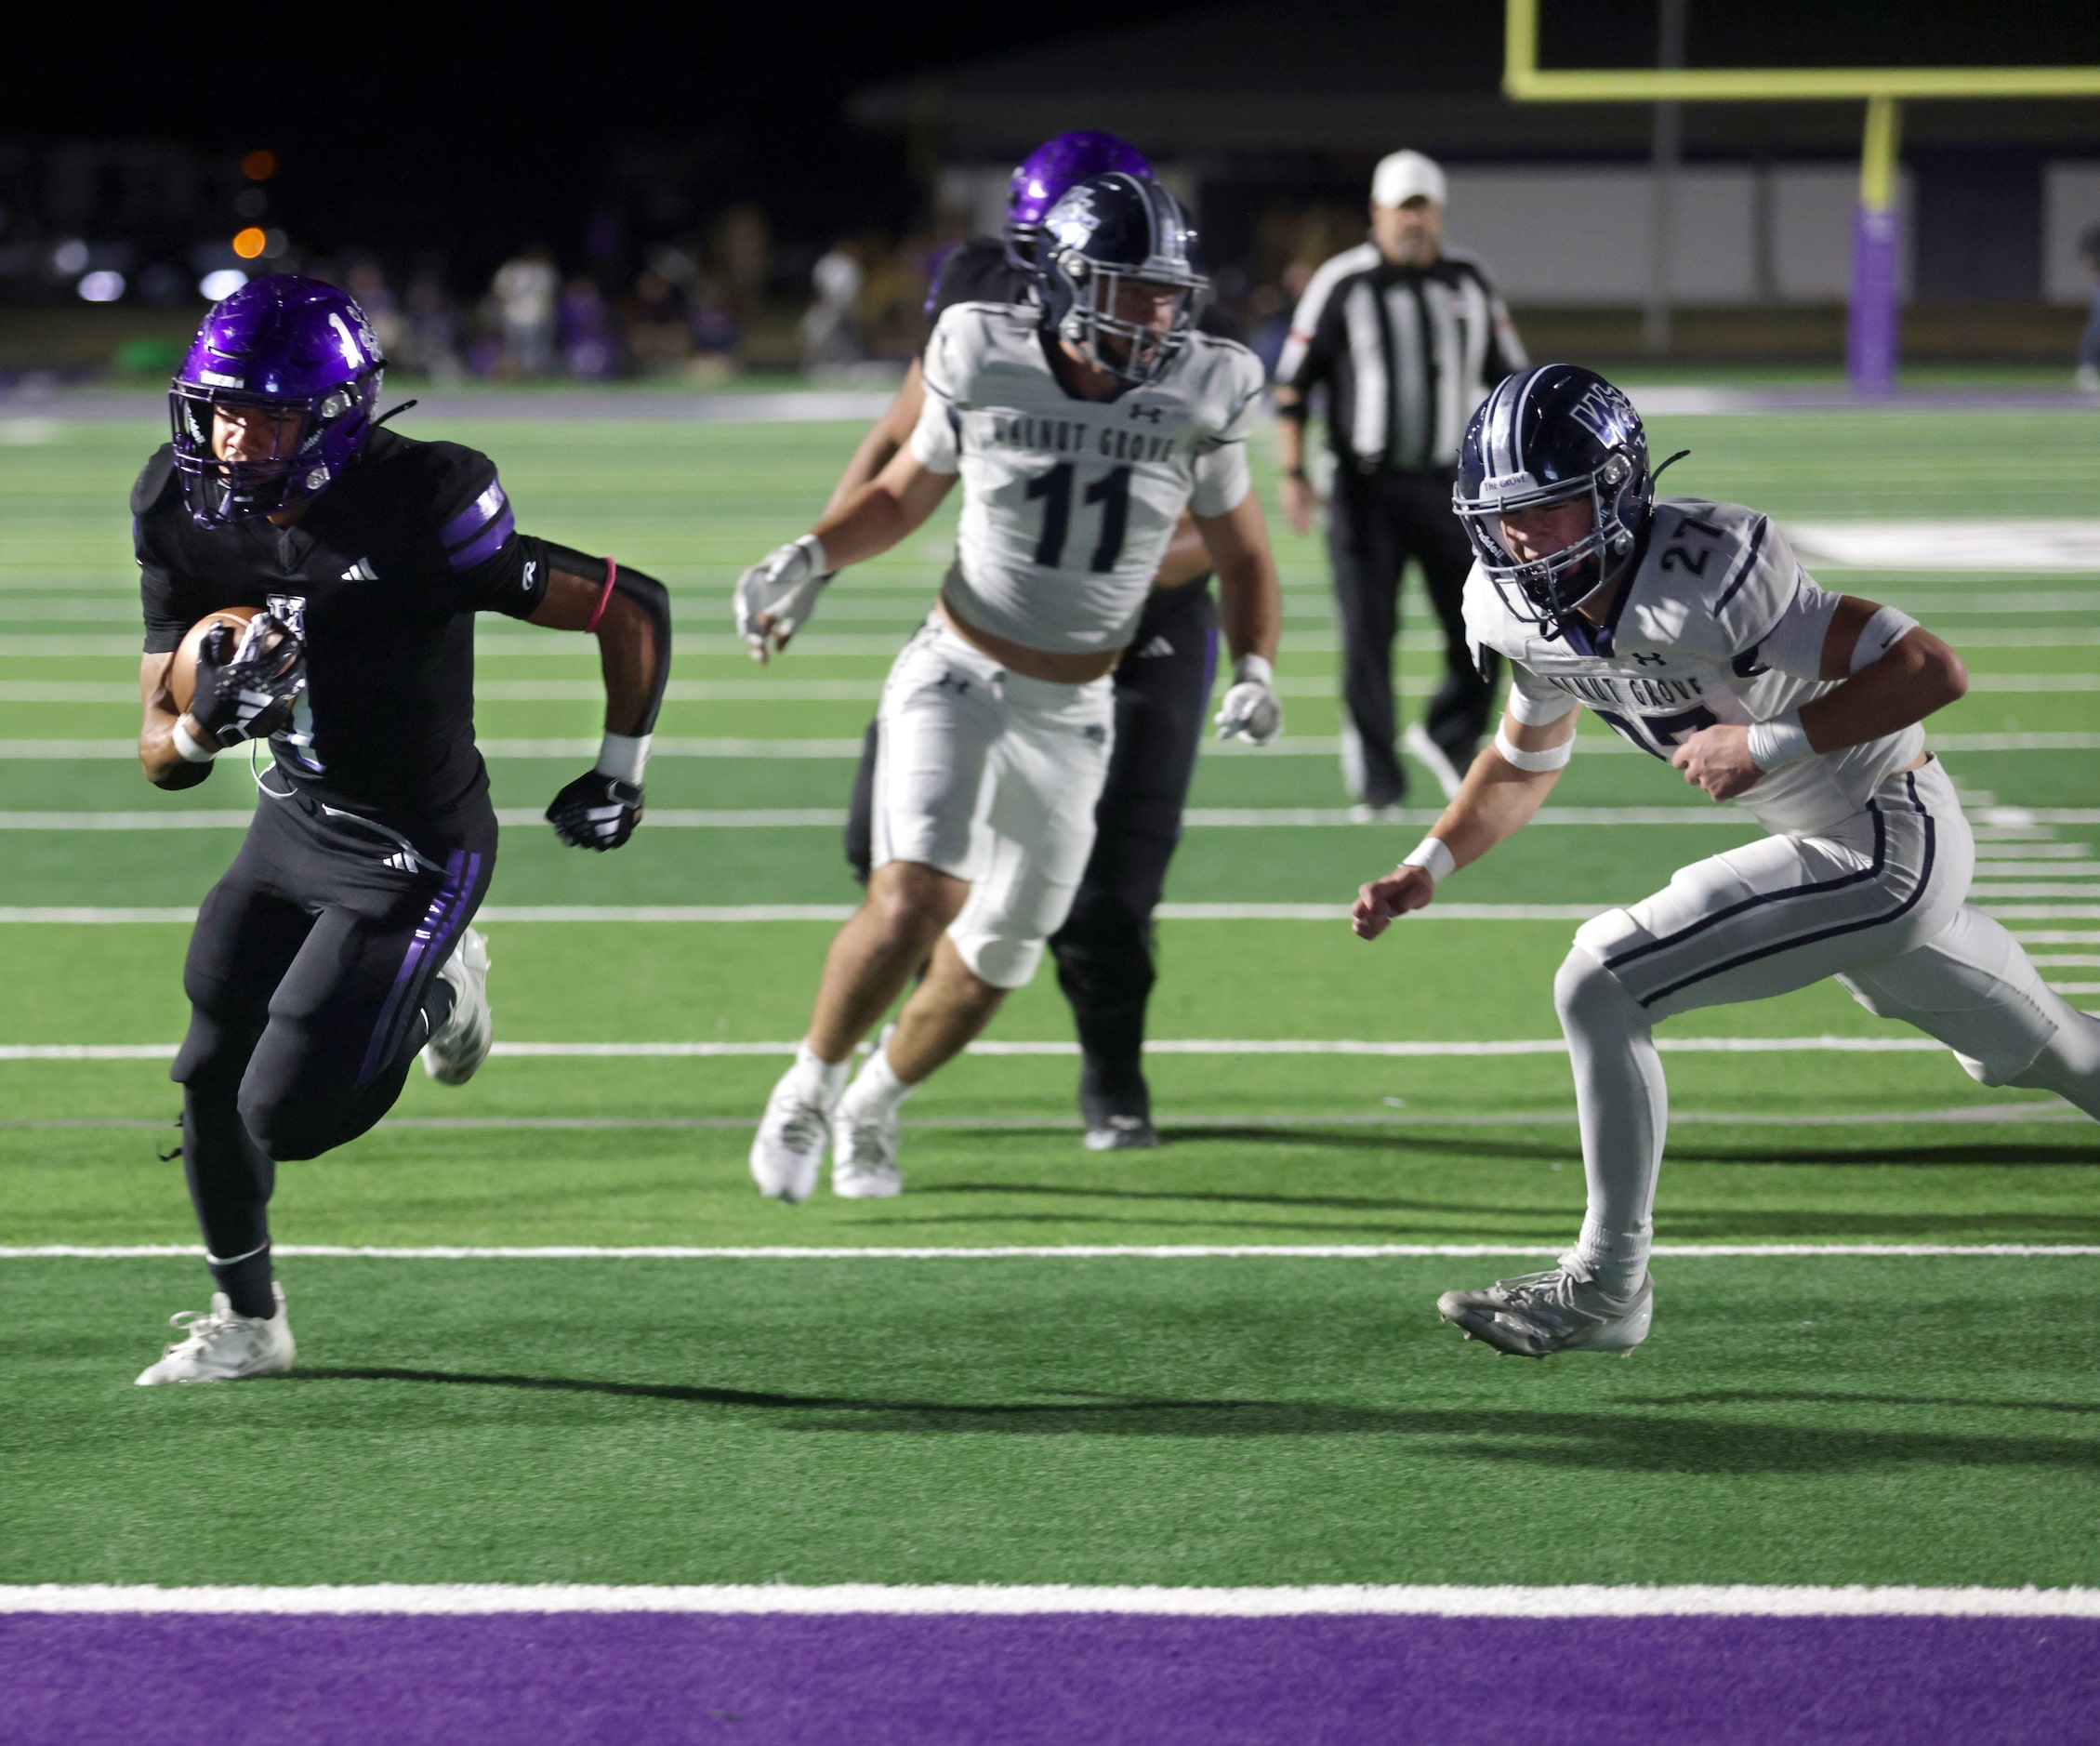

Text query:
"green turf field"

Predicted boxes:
[[0, 400, 2093, 1591]]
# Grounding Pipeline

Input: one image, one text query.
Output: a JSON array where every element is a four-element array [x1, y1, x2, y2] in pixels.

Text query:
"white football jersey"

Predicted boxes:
[[1465, 497, 1926, 837], [909, 301, 1263, 655]]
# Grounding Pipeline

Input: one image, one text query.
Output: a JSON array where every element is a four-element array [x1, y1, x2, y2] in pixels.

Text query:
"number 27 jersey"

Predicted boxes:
[[909, 301, 1264, 655], [1464, 497, 1926, 838]]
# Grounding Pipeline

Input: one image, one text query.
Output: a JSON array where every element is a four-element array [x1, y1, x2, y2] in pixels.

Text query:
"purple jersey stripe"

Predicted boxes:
[[438, 481, 507, 549], [356, 850, 482, 1087], [446, 507, 516, 573]]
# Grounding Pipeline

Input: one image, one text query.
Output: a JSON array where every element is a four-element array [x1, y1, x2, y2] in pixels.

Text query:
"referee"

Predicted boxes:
[[1274, 150, 1527, 813]]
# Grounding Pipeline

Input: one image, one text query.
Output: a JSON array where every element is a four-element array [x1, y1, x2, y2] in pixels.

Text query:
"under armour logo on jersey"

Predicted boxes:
[[1127, 403, 1166, 423], [1135, 636, 1175, 658], [1630, 651, 1665, 667], [340, 558, 377, 582], [934, 671, 972, 696], [1083, 724, 1108, 744]]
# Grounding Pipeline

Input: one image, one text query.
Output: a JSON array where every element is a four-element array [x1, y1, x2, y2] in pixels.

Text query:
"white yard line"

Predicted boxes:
[[0, 1035, 1983, 1062], [7, 1244, 2099, 1262], [1, 1582, 2095, 1618]]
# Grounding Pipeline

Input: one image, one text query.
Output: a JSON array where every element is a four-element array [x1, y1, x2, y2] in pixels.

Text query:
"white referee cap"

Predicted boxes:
[[1371, 150, 1447, 209]]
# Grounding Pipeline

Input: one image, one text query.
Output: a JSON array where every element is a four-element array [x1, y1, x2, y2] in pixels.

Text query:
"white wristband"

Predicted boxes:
[[172, 717, 218, 764], [1232, 652, 1274, 689], [595, 732, 651, 785], [1850, 604, 1920, 674], [794, 533, 830, 577], [1494, 725, 1574, 773], [1746, 709, 1813, 773], [1401, 837, 1456, 886]]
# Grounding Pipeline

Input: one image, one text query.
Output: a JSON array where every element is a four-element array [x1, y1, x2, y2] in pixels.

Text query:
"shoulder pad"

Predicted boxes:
[[1640, 499, 1798, 655], [929, 238, 1028, 319], [922, 301, 1033, 404], [130, 444, 178, 517]]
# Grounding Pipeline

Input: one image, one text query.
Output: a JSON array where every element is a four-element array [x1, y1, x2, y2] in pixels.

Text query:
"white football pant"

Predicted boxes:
[[1553, 759, 2098, 1289], [872, 618, 1115, 990]]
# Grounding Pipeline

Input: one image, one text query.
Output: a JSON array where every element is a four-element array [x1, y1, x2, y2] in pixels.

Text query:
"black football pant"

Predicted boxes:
[[1327, 466, 1501, 807], [172, 790, 495, 1313], [845, 577, 1217, 1101]]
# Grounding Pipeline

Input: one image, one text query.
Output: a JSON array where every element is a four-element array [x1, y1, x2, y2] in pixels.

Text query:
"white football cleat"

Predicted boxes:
[[832, 1104, 904, 1198], [1436, 1254, 1652, 1358], [421, 927, 493, 1085], [1403, 724, 1466, 801], [751, 1066, 839, 1204], [135, 1284, 296, 1386]]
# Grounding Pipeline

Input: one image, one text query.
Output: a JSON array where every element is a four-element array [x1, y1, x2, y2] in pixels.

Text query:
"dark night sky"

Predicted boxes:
[[22, 1, 2100, 276]]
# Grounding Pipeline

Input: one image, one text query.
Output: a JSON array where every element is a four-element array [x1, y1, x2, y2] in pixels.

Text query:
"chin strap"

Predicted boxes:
[[373, 399, 419, 429]]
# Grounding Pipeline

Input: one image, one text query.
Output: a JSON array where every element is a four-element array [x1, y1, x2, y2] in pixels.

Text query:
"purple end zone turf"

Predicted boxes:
[[5, 1612, 2096, 1745]]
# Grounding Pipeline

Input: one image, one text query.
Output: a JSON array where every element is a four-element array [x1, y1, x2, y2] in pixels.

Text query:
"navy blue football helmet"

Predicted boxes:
[[1454, 364, 1653, 639], [1035, 172, 1206, 384]]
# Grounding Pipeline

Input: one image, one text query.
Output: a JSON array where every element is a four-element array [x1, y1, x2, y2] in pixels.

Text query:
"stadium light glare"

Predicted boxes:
[[199, 269, 248, 301], [1500, 0, 2100, 395], [52, 239, 88, 275], [232, 228, 267, 260], [241, 150, 278, 182], [76, 271, 125, 304]]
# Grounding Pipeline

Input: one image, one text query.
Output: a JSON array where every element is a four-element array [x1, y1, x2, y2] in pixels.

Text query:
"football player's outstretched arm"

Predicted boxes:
[[1196, 492, 1286, 745], [1353, 708, 1577, 940], [736, 449, 956, 662], [1670, 596, 1967, 803], [527, 546, 672, 850], [822, 360, 926, 517]]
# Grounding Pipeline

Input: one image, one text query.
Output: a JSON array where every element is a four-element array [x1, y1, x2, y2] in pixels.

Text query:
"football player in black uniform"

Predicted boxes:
[[826, 132, 1249, 1150], [132, 276, 671, 1384]]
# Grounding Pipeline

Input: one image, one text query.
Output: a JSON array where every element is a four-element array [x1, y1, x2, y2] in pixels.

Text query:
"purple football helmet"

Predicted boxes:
[[169, 274, 386, 527], [1003, 130, 1154, 271]]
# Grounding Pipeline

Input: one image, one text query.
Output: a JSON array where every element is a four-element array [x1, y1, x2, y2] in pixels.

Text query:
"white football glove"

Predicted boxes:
[[1213, 653, 1284, 747], [733, 534, 830, 663]]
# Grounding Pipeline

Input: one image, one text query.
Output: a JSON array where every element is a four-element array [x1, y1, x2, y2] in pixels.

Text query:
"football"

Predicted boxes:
[[168, 605, 266, 714]]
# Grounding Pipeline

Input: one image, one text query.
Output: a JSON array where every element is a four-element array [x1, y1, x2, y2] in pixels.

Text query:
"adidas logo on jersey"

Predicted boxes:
[[379, 850, 418, 873], [341, 558, 378, 582], [1135, 636, 1175, 659]]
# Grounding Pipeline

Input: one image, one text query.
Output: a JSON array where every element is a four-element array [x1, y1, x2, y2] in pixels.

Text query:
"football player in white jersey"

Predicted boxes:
[[734, 172, 1283, 1201], [1353, 363, 2100, 1357]]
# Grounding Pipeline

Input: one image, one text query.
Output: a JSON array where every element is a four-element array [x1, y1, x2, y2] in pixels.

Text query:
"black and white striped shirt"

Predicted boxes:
[[1276, 243, 1527, 474]]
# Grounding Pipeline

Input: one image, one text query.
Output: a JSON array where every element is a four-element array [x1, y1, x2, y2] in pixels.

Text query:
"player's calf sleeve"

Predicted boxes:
[[178, 1086, 277, 1318], [1554, 945, 1668, 1292]]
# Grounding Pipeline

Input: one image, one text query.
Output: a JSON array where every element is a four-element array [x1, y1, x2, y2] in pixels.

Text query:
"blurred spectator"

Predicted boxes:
[[627, 266, 693, 376], [2078, 224, 2100, 396], [688, 274, 741, 376], [560, 277, 621, 379], [800, 244, 865, 372], [398, 271, 463, 380], [492, 246, 560, 377], [712, 204, 772, 325], [344, 260, 405, 361], [1249, 259, 1313, 378]]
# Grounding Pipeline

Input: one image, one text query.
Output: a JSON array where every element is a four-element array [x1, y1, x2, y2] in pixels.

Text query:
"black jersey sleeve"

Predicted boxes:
[[133, 447, 199, 654], [426, 443, 551, 620], [922, 237, 1032, 353]]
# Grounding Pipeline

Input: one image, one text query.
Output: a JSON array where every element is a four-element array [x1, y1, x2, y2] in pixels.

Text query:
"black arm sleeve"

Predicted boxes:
[[538, 539, 672, 736]]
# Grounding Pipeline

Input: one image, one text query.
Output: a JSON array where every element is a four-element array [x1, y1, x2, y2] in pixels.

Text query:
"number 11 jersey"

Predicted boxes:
[[1464, 497, 1926, 838], [909, 301, 1265, 655]]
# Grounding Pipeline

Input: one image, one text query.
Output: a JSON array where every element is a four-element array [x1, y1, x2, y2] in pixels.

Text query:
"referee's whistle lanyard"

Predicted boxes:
[[252, 753, 448, 876]]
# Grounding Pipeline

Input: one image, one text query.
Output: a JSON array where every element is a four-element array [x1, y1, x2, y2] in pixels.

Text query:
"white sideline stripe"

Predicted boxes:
[[9, 1245, 2099, 1262], [2, 1582, 2095, 1619], [0, 1036, 1968, 1062], [1783, 519, 2100, 574], [0, 904, 2092, 926]]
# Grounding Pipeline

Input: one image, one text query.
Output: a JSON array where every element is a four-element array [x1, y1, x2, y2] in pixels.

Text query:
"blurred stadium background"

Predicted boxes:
[[5, 5, 2099, 1741]]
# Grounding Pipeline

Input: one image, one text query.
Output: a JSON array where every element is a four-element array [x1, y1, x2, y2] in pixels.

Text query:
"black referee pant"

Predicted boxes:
[[1327, 467, 1501, 807]]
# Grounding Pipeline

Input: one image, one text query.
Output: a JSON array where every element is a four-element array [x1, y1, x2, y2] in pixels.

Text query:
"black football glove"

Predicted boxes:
[[190, 614, 306, 748], [546, 771, 644, 851]]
